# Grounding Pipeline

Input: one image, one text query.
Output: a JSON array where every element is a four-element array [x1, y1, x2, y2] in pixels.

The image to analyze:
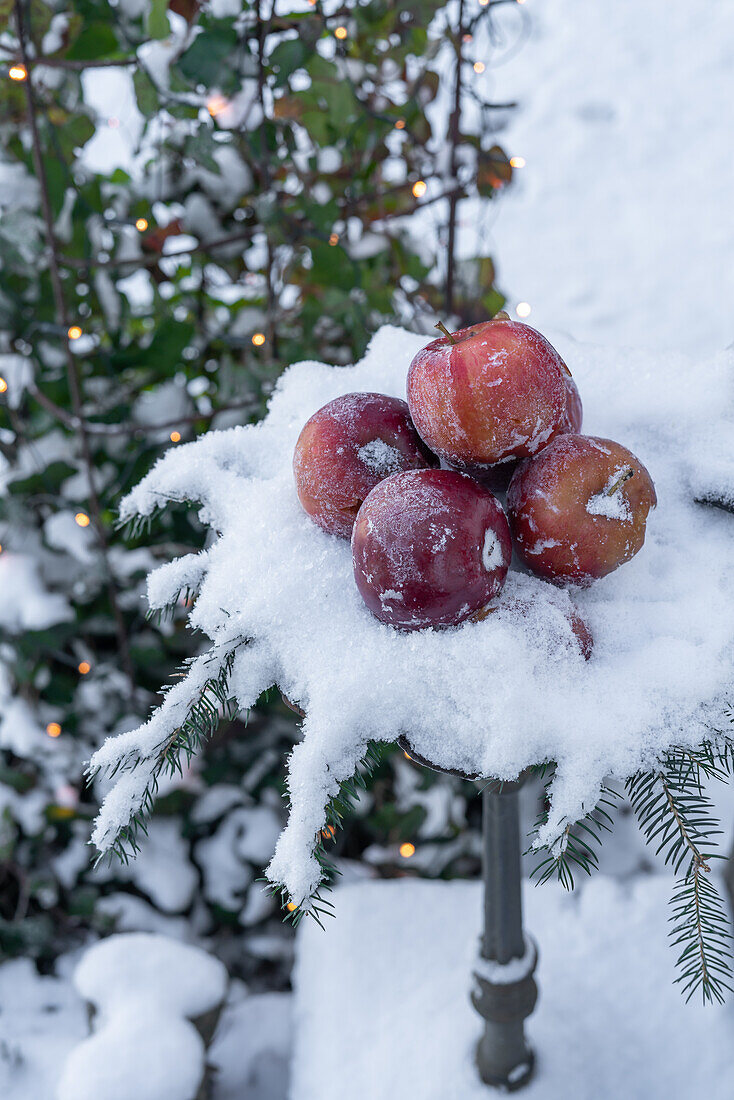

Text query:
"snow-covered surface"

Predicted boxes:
[[90, 324, 734, 907], [56, 1007, 205, 1100], [209, 988, 293, 1100], [291, 877, 734, 1100], [73, 932, 228, 1021], [0, 552, 73, 630], [464, 0, 734, 354]]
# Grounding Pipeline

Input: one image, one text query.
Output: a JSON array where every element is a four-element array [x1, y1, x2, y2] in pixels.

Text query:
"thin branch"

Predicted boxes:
[[445, 0, 465, 317], [14, 0, 135, 692]]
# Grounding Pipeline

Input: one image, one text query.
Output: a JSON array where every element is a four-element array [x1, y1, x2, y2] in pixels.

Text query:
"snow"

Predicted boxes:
[[291, 877, 734, 1100], [73, 932, 228, 1021], [457, 0, 734, 354], [89, 323, 734, 908], [585, 471, 633, 522], [56, 1007, 205, 1100], [357, 439, 404, 476], [0, 552, 73, 631], [209, 989, 293, 1100]]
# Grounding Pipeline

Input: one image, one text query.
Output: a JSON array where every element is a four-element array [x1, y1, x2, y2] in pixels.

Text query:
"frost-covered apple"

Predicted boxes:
[[507, 434, 656, 585], [352, 468, 511, 630], [559, 372, 583, 434], [473, 595, 593, 659], [294, 392, 434, 538], [406, 317, 567, 468]]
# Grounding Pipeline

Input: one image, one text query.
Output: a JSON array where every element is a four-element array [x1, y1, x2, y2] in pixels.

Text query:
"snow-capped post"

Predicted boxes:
[[473, 776, 537, 1091]]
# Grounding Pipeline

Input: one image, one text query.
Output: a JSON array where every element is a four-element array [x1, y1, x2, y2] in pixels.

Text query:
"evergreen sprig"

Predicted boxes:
[[266, 742, 386, 929], [91, 646, 240, 866], [626, 739, 734, 1003], [528, 766, 621, 889]]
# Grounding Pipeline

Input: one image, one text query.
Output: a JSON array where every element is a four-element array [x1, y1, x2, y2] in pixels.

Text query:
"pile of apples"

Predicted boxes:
[[293, 315, 656, 653]]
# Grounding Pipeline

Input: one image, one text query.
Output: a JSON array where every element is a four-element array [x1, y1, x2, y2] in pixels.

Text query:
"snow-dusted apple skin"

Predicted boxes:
[[473, 595, 593, 659], [293, 393, 435, 538], [352, 469, 511, 630], [559, 373, 583, 434], [452, 372, 583, 493], [406, 319, 567, 467], [507, 434, 657, 585]]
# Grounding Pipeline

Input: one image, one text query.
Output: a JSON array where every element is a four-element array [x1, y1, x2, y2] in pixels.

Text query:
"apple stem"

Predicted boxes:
[[605, 467, 634, 496], [435, 320, 456, 344], [493, 310, 510, 321]]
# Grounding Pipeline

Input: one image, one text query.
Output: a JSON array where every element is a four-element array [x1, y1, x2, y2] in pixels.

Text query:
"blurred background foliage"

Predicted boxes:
[[0, 0, 517, 980]]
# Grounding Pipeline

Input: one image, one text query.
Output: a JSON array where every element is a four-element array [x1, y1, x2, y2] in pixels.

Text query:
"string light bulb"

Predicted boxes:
[[252, 332, 266, 347], [67, 325, 82, 340], [334, 25, 347, 39], [46, 722, 62, 738], [135, 217, 149, 232], [169, 431, 181, 443], [479, 0, 489, 6], [287, 901, 298, 912], [395, 119, 405, 130], [78, 661, 91, 675], [412, 180, 427, 199], [399, 842, 416, 859], [9, 64, 27, 81], [0, 377, 7, 393], [207, 94, 229, 118], [510, 155, 526, 168], [473, 61, 485, 74], [74, 511, 90, 527], [516, 301, 532, 318], [328, 232, 339, 246]]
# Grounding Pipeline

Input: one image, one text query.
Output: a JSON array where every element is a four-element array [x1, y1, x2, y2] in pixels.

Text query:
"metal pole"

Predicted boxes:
[[472, 777, 538, 1091]]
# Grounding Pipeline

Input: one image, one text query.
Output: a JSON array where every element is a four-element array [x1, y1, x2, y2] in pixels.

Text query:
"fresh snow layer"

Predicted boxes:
[[91, 325, 734, 907], [56, 1006, 204, 1100], [291, 878, 734, 1100], [73, 932, 228, 1020]]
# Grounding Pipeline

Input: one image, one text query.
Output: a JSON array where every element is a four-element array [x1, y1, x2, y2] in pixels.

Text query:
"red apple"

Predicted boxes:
[[352, 468, 511, 630], [406, 318, 567, 468], [559, 373, 583, 434], [472, 594, 593, 659], [294, 392, 434, 538], [507, 434, 656, 585]]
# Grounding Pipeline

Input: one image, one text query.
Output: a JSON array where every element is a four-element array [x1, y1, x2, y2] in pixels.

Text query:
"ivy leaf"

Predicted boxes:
[[64, 22, 120, 62], [178, 27, 238, 87]]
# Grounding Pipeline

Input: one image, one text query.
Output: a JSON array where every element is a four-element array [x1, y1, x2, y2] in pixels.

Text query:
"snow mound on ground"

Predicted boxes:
[[90, 325, 734, 907], [74, 932, 228, 1019], [56, 1006, 204, 1100]]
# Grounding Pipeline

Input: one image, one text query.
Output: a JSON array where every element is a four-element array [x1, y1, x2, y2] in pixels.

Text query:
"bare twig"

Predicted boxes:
[[445, 0, 465, 317]]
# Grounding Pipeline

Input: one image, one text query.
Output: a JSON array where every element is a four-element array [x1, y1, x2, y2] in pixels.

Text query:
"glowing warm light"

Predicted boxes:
[[9, 64, 27, 81], [399, 842, 416, 859], [67, 325, 82, 340], [287, 901, 298, 912], [412, 180, 427, 199], [74, 511, 90, 527], [510, 155, 526, 169], [517, 0, 527, 5], [403, 750, 412, 760], [473, 61, 486, 74], [479, 0, 489, 6], [334, 25, 347, 39], [207, 94, 229, 118], [516, 301, 532, 318], [78, 661, 91, 675], [329, 232, 339, 246], [321, 824, 336, 839], [0, 544, 3, 554], [0, 377, 7, 393], [395, 119, 405, 130], [135, 217, 149, 232], [46, 722, 62, 738], [169, 431, 181, 443], [252, 332, 266, 347], [463, 34, 473, 43]]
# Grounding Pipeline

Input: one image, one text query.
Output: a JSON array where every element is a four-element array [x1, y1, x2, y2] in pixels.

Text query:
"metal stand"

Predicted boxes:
[[397, 738, 538, 1091], [472, 778, 537, 1090]]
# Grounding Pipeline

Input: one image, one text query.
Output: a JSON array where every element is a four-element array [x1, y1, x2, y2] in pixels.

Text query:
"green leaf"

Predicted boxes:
[[147, 0, 170, 40], [269, 38, 309, 86], [64, 22, 120, 62], [178, 27, 238, 87]]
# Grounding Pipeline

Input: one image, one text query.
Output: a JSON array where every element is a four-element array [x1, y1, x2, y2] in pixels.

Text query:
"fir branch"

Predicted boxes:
[[264, 742, 386, 926], [528, 768, 621, 890], [626, 742, 734, 1003]]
